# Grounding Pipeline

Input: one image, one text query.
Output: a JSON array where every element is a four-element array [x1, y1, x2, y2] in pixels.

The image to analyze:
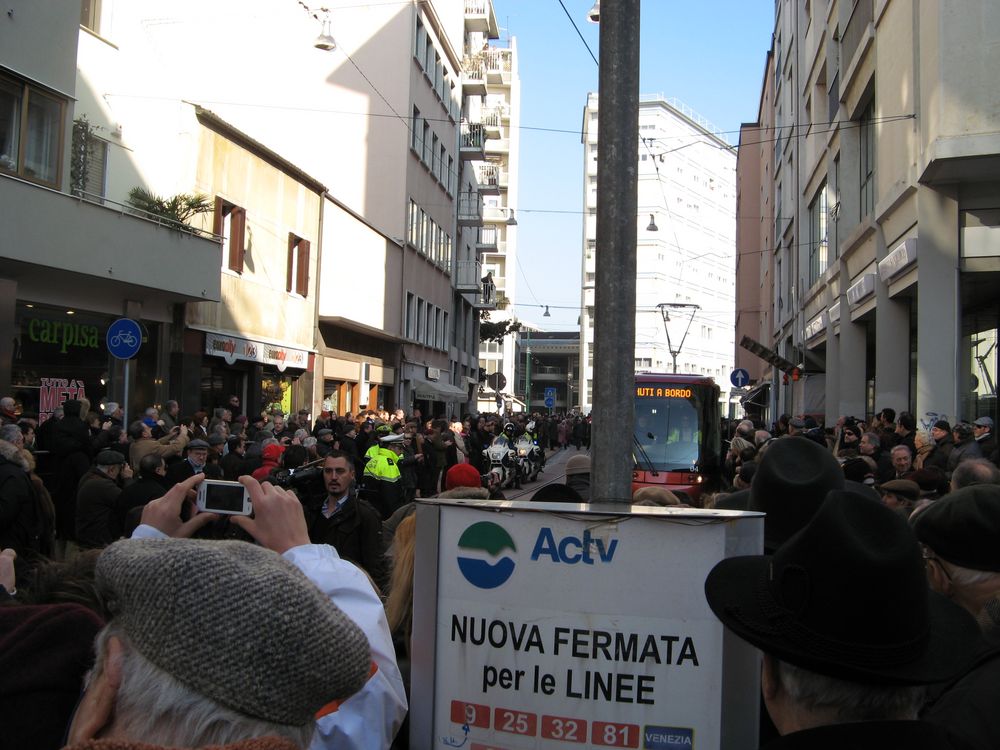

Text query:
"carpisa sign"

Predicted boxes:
[[412, 501, 763, 749]]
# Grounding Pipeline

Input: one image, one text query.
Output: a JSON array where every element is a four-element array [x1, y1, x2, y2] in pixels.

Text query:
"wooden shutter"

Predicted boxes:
[[296, 239, 311, 297]]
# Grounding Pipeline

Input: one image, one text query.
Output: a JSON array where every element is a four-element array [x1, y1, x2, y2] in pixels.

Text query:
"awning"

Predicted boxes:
[[740, 381, 770, 407], [412, 377, 468, 403], [739, 335, 797, 375]]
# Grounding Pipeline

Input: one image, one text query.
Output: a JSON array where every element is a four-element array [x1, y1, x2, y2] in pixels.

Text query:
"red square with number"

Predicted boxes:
[[540, 715, 587, 743], [493, 707, 537, 736], [450, 700, 490, 728], [591, 721, 639, 748]]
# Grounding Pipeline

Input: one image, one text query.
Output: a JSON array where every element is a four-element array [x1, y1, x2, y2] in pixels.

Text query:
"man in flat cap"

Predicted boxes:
[[878, 478, 921, 519], [66, 474, 407, 750], [915, 484, 1000, 750], [705, 489, 979, 748], [75, 450, 133, 548]]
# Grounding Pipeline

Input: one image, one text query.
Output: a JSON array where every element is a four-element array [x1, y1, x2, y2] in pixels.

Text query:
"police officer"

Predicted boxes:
[[362, 433, 406, 518]]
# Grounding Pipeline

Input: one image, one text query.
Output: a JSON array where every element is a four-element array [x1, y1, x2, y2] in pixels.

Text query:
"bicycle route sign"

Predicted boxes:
[[106, 318, 142, 360]]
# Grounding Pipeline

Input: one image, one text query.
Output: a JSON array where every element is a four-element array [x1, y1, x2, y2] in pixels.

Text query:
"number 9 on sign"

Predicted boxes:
[[450, 700, 490, 728]]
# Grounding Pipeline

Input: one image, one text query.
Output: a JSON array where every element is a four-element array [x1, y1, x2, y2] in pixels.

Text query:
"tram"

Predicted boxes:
[[631, 372, 721, 503]]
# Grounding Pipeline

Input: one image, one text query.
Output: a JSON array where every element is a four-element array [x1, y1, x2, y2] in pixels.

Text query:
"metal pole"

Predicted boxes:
[[525, 340, 532, 413], [123, 359, 130, 428], [591, 0, 640, 504]]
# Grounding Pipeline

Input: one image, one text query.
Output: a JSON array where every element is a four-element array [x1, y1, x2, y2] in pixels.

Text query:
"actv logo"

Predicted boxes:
[[457, 522, 517, 589], [531, 527, 618, 565]]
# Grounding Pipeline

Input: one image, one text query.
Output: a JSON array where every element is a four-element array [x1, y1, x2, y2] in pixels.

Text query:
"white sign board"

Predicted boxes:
[[411, 501, 764, 750]]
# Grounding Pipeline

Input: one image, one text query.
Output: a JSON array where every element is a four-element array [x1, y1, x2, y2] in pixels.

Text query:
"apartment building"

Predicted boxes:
[[63, 0, 498, 417], [465, 21, 522, 414], [578, 93, 738, 414], [0, 0, 221, 420], [736, 0, 1000, 427]]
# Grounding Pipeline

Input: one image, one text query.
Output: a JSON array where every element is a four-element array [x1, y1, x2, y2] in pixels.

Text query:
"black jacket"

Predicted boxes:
[[75, 469, 123, 548], [306, 491, 385, 587], [0, 449, 45, 555], [763, 720, 975, 750]]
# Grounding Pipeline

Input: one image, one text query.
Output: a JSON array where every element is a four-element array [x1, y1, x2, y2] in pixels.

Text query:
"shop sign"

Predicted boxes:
[[414, 502, 763, 749], [27, 318, 101, 354], [38, 378, 87, 424], [205, 332, 308, 371], [804, 312, 827, 340], [846, 273, 876, 307], [878, 238, 918, 282]]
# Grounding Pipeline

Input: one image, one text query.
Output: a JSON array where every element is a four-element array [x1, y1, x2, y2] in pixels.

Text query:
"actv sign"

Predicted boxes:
[[457, 522, 619, 590]]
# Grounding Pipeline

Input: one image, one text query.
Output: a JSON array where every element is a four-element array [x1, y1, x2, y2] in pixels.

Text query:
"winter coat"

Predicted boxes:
[[75, 469, 123, 548], [306, 491, 385, 588], [0, 442, 47, 555]]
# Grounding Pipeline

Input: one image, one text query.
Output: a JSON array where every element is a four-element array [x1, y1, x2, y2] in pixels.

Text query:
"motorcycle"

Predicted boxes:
[[483, 442, 519, 490], [514, 435, 543, 483]]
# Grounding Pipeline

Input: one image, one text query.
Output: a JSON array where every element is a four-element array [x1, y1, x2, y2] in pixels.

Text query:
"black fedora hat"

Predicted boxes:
[[705, 489, 978, 685], [749, 436, 845, 550]]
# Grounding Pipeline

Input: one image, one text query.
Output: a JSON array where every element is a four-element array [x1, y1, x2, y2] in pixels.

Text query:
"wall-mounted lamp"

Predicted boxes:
[[587, 0, 600, 24], [646, 213, 659, 231], [506, 209, 518, 226]]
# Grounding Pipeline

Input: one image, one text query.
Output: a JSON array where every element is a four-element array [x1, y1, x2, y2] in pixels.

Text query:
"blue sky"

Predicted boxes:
[[493, 0, 774, 330]]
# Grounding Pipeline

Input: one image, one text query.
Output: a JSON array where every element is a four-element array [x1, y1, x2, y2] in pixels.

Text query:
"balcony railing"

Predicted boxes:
[[476, 225, 498, 250], [458, 191, 483, 225], [464, 0, 489, 15], [455, 258, 482, 290], [460, 121, 486, 159], [484, 48, 512, 82], [482, 204, 511, 223], [476, 163, 500, 191], [485, 137, 510, 154], [462, 53, 487, 94]]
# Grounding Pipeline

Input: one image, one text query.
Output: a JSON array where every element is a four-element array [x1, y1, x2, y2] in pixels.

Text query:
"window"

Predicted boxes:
[[411, 106, 421, 153], [80, 0, 101, 34], [417, 301, 425, 343], [414, 19, 425, 61], [431, 133, 439, 177], [408, 199, 419, 246], [447, 155, 455, 195], [286, 234, 310, 296], [70, 121, 107, 201], [439, 143, 446, 184], [422, 121, 431, 165], [0, 73, 66, 186], [808, 181, 829, 285], [405, 293, 416, 339], [214, 198, 246, 273], [859, 99, 875, 217]]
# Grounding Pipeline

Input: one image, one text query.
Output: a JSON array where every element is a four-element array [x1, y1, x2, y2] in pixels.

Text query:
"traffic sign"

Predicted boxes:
[[544, 387, 557, 400], [544, 396, 555, 408], [106, 318, 142, 360], [729, 368, 750, 388]]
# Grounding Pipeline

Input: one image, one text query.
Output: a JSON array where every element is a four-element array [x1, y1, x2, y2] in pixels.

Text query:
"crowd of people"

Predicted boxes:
[[0, 391, 997, 749]]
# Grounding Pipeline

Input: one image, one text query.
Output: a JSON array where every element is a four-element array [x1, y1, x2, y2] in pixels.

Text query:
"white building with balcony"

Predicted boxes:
[[578, 93, 737, 413]]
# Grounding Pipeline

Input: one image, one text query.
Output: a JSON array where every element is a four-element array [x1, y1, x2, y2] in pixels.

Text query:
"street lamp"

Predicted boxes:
[[657, 302, 700, 373]]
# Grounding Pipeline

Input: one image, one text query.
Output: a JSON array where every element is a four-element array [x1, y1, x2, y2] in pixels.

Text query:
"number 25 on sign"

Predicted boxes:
[[592, 721, 639, 748]]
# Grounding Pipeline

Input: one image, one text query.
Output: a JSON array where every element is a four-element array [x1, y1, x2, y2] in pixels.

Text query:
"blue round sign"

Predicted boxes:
[[544, 397, 555, 408], [730, 368, 750, 388], [106, 318, 142, 360]]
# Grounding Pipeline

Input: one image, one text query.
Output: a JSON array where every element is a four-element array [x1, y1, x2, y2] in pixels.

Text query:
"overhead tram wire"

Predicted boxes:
[[555, 0, 599, 67]]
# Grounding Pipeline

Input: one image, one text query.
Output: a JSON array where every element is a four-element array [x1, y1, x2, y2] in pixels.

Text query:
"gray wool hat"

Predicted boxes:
[[96, 539, 372, 725]]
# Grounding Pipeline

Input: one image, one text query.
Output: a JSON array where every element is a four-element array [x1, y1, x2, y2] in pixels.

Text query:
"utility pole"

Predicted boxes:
[[591, 0, 640, 504], [658, 302, 700, 373]]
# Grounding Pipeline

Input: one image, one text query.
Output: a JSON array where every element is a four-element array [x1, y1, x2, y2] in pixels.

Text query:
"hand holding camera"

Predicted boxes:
[[140, 473, 219, 538], [229, 476, 310, 554]]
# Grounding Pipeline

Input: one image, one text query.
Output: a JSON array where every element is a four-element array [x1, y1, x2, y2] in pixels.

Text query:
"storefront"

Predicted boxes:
[[11, 301, 163, 422], [196, 329, 312, 419], [322, 357, 395, 416]]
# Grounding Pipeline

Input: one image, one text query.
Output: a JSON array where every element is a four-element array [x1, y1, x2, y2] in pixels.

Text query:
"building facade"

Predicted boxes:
[[1, 0, 222, 423], [736, 0, 1000, 428], [578, 93, 738, 414]]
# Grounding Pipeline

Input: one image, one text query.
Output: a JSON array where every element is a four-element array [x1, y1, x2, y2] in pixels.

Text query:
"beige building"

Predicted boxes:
[[20, 0, 504, 419], [736, 0, 1000, 428], [0, 0, 221, 421]]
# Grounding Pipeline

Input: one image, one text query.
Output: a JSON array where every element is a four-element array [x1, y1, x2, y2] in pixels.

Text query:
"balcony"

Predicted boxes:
[[462, 53, 487, 97], [484, 48, 513, 86], [464, 0, 499, 37], [0, 173, 222, 303], [476, 225, 498, 252], [842, 0, 873, 71], [485, 137, 510, 155], [482, 106, 503, 138], [455, 258, 482, 291], [476, 163, 500, 194], [460, 121, 486, 160], [497, 168, 509, 190], [482, 204, 513, 224], [458, 191, 483, 226]]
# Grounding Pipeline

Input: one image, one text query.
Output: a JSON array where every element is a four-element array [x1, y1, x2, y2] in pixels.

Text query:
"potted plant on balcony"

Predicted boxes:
[[125, 186, 214, 231]]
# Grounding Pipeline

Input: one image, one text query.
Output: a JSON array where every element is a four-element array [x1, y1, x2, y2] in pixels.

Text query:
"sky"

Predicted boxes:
[[492, 0, 775, 331]]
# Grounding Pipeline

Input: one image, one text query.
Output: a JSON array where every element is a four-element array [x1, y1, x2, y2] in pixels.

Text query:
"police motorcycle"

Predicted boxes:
[[514, 421, 543, 483], [483, 423, 520, 489]]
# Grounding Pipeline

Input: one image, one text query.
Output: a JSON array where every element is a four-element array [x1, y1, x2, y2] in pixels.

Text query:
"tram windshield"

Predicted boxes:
[[633, 384, 708, 472]]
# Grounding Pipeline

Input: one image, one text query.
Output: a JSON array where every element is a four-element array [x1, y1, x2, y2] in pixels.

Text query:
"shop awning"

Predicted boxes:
[[412, 378, 469, 403], [740, 381, 770, 407]]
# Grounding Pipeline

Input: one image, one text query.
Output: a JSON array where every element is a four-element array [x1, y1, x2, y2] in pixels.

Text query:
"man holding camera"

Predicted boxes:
[[302, 451, 385, 588], [64, 472, 407, 750], [127, 420, 189, 473]]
